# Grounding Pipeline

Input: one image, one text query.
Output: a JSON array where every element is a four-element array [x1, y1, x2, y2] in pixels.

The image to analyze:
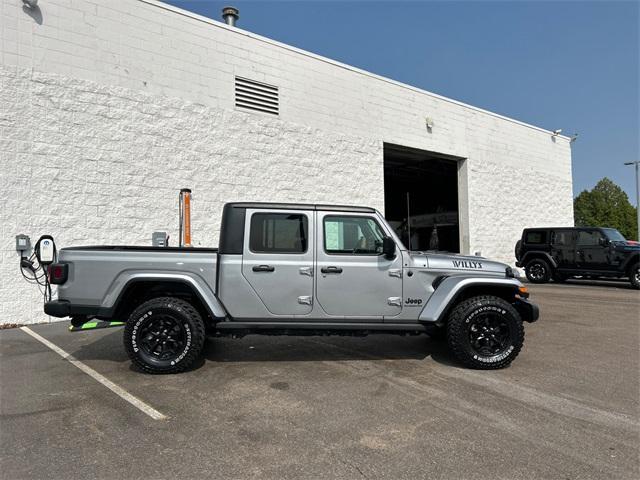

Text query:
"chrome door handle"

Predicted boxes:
[[299, 266, 313, 276], [252, 265, 275, 272], [298, 296, 313, 305], [321, 266, 343, 274], [387, 297, 402, 307]]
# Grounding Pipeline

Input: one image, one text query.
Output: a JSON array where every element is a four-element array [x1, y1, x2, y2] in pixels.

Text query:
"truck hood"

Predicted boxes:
[[407, 251, 510, 276]]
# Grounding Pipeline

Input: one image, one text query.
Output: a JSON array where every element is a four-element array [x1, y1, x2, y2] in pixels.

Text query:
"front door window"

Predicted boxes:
[[323, 216, 385, 255]]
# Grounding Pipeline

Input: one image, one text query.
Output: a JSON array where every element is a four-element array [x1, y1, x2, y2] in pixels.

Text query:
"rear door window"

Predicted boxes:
[[249, 213, 308, 253], [552, 230, 574, 246]]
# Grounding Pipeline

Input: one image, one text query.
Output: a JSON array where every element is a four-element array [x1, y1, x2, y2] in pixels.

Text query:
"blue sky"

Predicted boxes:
[[166, 0, 639, 204]]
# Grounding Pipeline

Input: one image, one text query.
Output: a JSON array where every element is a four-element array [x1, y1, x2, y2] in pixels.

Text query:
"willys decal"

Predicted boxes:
[[452, 260, 483, 269]]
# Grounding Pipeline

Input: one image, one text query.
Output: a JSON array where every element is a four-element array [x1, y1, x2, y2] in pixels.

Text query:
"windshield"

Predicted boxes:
[[602, 228, 626, 242]]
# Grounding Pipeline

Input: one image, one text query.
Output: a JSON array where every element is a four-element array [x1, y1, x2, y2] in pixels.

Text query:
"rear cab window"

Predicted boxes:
[[524, 230, 547, 245], [249, 212, 308, 253]]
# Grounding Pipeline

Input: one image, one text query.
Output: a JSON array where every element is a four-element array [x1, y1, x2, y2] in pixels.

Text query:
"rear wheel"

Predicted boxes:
[[630, 262, 640, 289], [446, 295, 524, 369], [124, 297, 206, 374], [525, 258, 552, 284]]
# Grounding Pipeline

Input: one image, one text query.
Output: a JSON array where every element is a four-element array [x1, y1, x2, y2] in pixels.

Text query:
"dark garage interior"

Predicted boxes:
[[383, 143, 460, 253]]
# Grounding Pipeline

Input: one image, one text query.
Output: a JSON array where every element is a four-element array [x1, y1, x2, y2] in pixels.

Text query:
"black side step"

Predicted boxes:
[[214, 322, 430, 337]]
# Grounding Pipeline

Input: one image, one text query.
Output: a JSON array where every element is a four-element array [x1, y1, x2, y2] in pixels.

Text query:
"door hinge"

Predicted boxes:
[[389, 269, 402, 278], [387, 297, 402, 307], [298, 296, 313, 305], [299, 266, 313, 276]]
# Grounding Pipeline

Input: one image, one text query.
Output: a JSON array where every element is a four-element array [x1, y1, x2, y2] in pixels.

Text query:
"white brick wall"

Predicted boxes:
[[0, 0, 573, 324]]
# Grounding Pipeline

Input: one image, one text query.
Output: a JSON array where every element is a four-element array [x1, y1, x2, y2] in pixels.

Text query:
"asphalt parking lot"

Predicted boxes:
[[1, 281, 639, 480]]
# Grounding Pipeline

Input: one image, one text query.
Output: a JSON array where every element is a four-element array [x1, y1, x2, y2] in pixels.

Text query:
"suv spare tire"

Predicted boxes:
[[514, 240, 522, 261]]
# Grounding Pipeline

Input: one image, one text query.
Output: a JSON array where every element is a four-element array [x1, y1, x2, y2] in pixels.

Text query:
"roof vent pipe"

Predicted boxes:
[[222, 6, 239, 26]]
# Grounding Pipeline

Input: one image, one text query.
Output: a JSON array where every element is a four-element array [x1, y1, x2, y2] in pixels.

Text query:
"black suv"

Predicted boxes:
[[515, 227, 639, 289]]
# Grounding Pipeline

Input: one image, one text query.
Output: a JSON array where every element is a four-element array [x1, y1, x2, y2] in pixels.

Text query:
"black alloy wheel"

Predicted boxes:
[[138, 314, 188, 362], [525, 258, 551, 283], [467, 312, 511, 358]]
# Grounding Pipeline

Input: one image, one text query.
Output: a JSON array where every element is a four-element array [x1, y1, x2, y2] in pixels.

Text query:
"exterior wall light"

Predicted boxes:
[[22, 0, 38, 8], [425, 117, 434, 132]]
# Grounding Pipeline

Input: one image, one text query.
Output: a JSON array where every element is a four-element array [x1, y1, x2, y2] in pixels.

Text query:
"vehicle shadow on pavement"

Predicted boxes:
[[531, 279, 635, 290], [562, 279, 635, 290], [71, 330, 130, 364], [69, 329, 462, 371], [202, 334, 459, 367]]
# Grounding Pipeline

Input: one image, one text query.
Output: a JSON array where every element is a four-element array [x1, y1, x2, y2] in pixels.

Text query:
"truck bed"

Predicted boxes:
[[55, 246, 218, 315]]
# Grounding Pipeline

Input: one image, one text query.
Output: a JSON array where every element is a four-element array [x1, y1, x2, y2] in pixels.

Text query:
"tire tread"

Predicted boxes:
[[446, 295, 524, 370], [123, 297, 206, 374]]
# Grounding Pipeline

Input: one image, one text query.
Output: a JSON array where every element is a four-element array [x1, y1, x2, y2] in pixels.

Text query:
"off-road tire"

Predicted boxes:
[[525, 258, 552, 284], [124, 297, 206, 374], [446, 295, 525, 369], [630, 262, 640, 290]]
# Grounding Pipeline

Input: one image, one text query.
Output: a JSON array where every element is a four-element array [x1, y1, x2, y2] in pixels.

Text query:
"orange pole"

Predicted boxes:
[[180, 189, 192, 247]]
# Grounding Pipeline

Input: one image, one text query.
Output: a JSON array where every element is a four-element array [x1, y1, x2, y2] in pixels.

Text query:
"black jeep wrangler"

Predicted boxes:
[[515, 227, 639, 289]]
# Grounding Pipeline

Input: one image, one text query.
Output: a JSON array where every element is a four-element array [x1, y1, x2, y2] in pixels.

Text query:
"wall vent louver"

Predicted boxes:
[[235, 77, 279, 116]]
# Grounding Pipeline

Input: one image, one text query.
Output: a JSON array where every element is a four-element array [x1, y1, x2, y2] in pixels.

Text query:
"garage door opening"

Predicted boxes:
[[384, 143, 461, 253]]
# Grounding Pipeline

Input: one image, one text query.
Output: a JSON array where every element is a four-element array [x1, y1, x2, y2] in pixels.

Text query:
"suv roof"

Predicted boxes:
[[225, 202, 376, 213], [523, 227, 603, 231]]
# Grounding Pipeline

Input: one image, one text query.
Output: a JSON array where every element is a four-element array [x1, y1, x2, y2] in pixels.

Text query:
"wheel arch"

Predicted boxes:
[[419, 277, 523, 325], [521, 251, 557, 269], [104, 273, 227, 323]]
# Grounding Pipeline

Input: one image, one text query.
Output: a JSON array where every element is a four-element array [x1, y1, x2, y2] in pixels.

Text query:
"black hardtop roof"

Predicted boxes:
[[524, 226, 612, 231], [225, 202, 376, 213]]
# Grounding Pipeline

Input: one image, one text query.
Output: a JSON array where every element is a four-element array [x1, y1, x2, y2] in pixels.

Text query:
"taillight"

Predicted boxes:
[[48, 263, 68, 284]]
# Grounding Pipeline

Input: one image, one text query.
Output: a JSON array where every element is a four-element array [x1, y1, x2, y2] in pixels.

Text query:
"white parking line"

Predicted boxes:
[[20, 326, 167, 421]]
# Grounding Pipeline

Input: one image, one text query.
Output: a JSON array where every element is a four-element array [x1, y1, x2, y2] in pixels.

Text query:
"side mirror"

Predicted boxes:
[[599, 237, 609, 246], [382, 236, 396, 259]]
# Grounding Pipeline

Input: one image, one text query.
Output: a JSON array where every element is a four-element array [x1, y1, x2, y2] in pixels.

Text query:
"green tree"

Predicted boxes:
[[574, 178, 638, 240]]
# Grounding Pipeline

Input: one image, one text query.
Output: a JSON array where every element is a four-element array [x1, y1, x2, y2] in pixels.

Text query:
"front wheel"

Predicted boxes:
[[446, 295, 525, 369], [124, 297, 206, 374], [630, 262, 640, 290]]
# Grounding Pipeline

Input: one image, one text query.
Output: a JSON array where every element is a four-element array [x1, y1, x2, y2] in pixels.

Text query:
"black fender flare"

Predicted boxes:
[[520, 251, 557, 269]]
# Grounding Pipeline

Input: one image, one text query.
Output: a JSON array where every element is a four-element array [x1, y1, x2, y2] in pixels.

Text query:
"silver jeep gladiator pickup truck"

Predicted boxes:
[[45, 202, 538, 373]]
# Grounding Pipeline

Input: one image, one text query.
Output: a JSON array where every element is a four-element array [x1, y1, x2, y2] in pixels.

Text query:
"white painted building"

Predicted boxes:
[[1, 0, 573, 324]]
